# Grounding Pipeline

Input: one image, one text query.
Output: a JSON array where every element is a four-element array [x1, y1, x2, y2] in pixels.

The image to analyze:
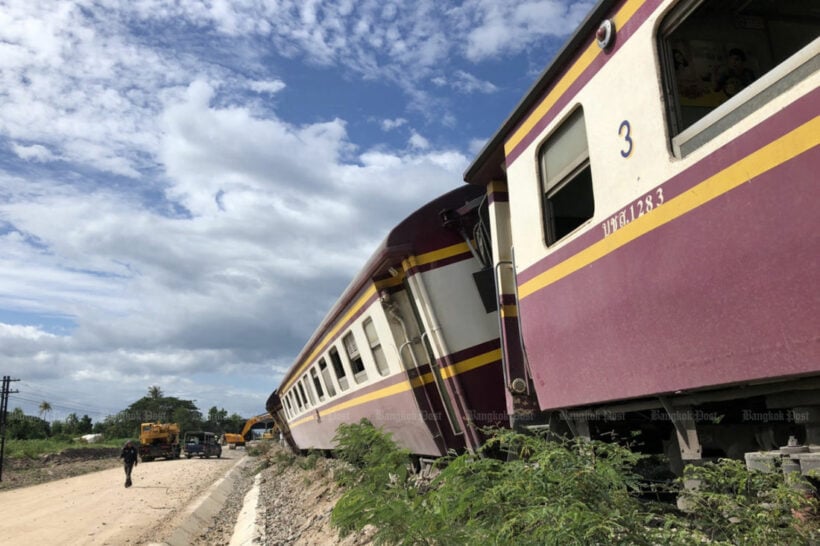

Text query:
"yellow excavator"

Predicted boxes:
[[222, 412, 275, 448]]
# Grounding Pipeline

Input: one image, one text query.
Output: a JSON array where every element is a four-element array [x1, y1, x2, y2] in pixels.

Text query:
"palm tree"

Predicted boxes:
[[148, 385, 164, 399], [38, 401, 52, 421]]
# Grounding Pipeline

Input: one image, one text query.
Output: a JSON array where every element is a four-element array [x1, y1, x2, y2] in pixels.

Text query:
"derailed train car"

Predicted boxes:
[[268, 185, 506, 458], [270, 0, 819, 474], [465, 0, 819, 473]]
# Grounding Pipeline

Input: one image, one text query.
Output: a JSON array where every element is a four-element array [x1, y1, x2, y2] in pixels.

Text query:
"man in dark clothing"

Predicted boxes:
[[120, 440, 139, 488]]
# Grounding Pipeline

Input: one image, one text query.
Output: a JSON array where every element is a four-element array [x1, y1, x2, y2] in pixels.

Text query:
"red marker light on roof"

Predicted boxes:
[[596, 19, 615, 50]]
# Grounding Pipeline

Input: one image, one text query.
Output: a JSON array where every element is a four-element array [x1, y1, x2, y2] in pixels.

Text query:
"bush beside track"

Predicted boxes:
[[328, 420, 819, 545]]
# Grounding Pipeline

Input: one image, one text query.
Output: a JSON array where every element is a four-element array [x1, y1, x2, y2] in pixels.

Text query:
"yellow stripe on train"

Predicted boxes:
[[288, 348, 501, 428], [519, 116, 820, 300], [504, 0, 646, 156]]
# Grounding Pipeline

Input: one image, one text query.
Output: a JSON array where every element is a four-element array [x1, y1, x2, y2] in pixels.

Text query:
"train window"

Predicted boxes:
[[318, 358, 337, 397], [292, 388, 303, 411], [329, 347, 349, 391], [363, 317, 389, 376], [538, 108, 594, 246], [343, 332, 368, 384], [302, 377, 316, 406], [310, 367, 325, 401], [284, 394, 293, 418], [297, 381, 310, 408], [660, 0, 819, 156]]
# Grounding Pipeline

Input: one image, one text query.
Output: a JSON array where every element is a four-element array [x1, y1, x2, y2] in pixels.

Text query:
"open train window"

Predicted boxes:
[[301, 376, 316, 405], [310, 367, 325, 401], [538, 107, 594, 246], [363, 317, 390, 376], [284, 393, 293, 418], [297, 380, 311, 408], [343, 332, 368, 384], [329, 347, 349, 391], [660, 0, 819, 156], [318, 358, 337, 397]]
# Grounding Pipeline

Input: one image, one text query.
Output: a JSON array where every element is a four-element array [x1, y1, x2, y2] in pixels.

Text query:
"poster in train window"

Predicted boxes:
[[672, 39, 760, 108]]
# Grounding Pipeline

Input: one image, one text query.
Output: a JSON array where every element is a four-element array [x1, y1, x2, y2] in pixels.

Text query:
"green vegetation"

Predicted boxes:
[[330, 420, 819, 546], [4, 386, 248, 444], [4, 437, 132, 459]]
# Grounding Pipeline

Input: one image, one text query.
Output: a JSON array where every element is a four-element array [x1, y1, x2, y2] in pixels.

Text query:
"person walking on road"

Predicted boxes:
[[120, 440, 139, 488]]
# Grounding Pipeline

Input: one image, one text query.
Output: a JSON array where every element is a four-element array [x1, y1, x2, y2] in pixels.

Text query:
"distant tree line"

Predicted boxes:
[[5, 386, 247, 441]]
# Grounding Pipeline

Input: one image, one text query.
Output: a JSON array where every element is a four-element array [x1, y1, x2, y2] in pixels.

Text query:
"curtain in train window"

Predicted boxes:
[[318, 358, 337, 397], [363, 317, 390, 376], [343, 332, 368, 383], [539, 107, 594, 246]]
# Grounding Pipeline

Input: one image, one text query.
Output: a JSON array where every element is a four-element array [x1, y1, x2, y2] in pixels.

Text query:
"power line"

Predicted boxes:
[[11, 380, 127, 417], [8, 393, 110, 416]]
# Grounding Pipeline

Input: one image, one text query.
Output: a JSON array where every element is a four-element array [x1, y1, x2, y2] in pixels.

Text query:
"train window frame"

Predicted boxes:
[[363, 317, 390, 377], [302, 376, 316, 406], [343, 331, 368, 384], [538, 107, 594, 247], [318, 358, 337, 398], [328, 346, 349, 391], [284, 393, 293, 418], [297, 380, 311, 408], [309, 366, 325, 402], [659, 0, 820, 157]]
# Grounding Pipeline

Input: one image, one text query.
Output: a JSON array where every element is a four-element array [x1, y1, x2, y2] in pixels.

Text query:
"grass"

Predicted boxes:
[[4, 437, 133, 459]]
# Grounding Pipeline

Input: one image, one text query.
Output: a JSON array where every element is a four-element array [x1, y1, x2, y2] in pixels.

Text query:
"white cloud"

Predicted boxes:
[[381, 117, 407, 131], [0, 0, 584, 419], [249, 79, 287, 95], [440, 70, 499, 94], [455, 0, 595, 61], [409, 131, 430, 150], [11, 143, 55, 162], [468, 137, 489, 156], [0, 323, 56, 341]]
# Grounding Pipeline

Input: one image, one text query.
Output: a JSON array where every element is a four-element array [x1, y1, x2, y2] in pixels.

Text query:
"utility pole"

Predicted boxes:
[[0, 376, 21, 482]]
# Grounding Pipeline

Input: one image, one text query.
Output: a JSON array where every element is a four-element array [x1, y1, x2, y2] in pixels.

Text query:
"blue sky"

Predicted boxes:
[[0, 0, 593, 421]]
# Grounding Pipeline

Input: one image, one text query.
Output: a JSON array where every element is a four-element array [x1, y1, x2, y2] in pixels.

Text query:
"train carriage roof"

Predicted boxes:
[[464, 0, 614, 187], [279, 183, 485, 387]]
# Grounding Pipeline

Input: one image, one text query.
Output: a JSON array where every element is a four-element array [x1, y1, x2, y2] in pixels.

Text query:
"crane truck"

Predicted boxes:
[[138, 422, 181, 461]]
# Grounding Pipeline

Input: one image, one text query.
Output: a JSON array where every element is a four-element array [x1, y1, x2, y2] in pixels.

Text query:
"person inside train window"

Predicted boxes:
[[712, 48, 756, 98]]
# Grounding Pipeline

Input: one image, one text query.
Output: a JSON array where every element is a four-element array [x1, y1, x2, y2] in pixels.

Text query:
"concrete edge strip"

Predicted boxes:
[[163, 455, 250, 546], [228, 473, 264, 545]]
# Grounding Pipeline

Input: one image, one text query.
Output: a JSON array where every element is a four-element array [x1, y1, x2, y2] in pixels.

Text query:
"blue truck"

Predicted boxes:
[[183, 431, 222, 459]]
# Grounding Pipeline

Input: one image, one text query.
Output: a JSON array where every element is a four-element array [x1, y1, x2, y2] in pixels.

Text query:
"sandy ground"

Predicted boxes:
[[0, 451, 243, 546]]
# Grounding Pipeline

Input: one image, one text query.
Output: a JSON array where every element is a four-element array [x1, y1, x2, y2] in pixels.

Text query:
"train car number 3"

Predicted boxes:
[[619, 120, 633, 158]]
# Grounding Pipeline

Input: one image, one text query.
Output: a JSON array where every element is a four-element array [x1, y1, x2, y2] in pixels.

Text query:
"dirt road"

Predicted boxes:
[[0, 451, 244, 546]]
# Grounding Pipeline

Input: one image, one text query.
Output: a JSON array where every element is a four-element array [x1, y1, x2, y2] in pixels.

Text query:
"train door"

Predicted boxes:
[[382, 283, 466, 454], [485, 180, 540, 427], [401, 256, 500, 453]]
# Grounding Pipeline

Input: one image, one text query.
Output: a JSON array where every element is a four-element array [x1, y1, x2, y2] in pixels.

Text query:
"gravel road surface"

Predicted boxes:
[[0, 451, 242, 546]]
